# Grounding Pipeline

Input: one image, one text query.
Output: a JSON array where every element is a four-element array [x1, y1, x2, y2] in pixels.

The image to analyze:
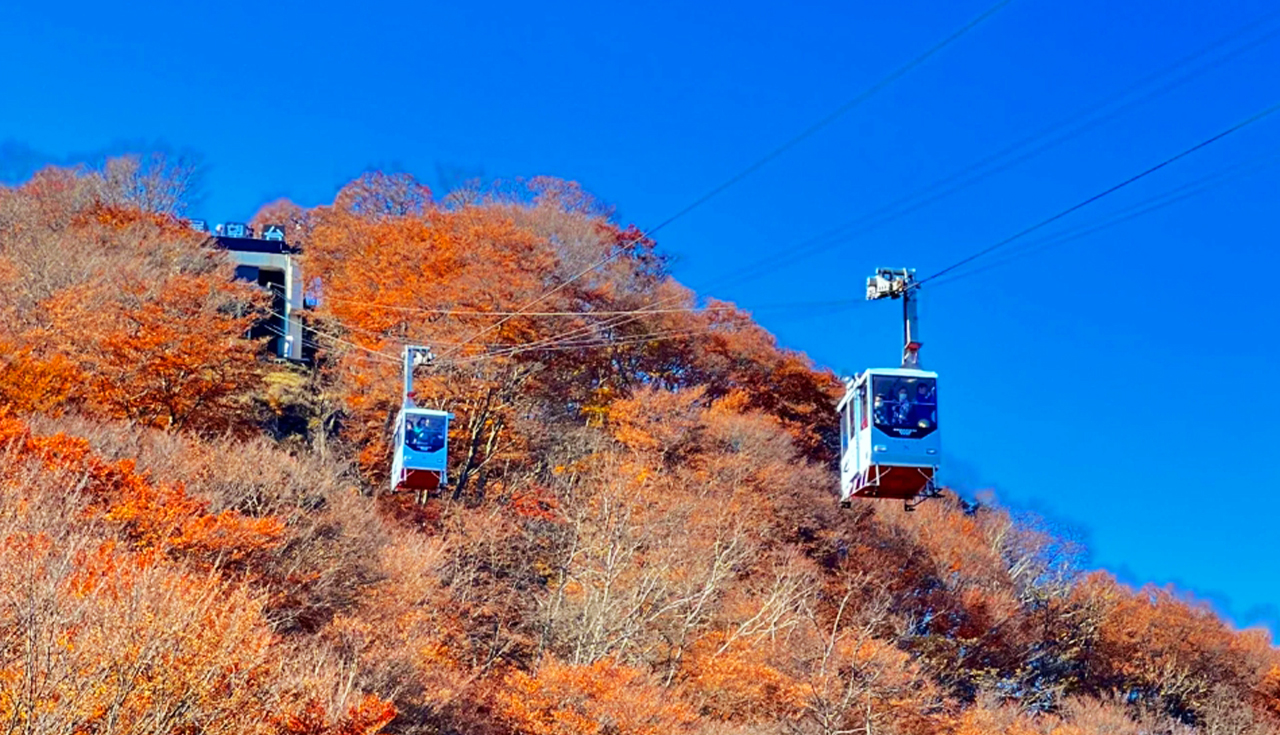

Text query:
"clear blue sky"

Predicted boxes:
[[3, 0, 1278, 631]]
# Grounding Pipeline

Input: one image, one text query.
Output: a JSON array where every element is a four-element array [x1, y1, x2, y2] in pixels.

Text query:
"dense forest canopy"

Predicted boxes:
[[0, 157, 1277, 735]]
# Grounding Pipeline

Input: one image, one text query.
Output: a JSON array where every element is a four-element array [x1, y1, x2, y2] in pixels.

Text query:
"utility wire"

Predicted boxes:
[[323, 293, 897, 319], [657, 149, 1280, 313], [442, 326, 722, 367], [281, 120, 1279, 371], [300, 47, 1280, 368], [434, 0, 1012, 361], [696, 8, 1280, 293], [926, 148, 1280, 287], [630, 0, 1014, 241], [322, 295, 739, 317], [916, 100, 1280, 287], [267, 10, 1280, 372], [475, 9, 1280, 351], [439, 301, 871, 368], [266, 284, 488, 345], [304, 283, 868, 364], [266, 309, 401, 363], [315, 287, 845, 352]]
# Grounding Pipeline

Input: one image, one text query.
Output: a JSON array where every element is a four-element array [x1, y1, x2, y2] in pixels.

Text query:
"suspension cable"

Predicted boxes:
[[434, 0, 1012, 361], [916, 100, 1280, 287]]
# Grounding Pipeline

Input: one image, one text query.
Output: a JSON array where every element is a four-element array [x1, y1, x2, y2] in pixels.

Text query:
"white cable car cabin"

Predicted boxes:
[[837, 368, 938, 503], [837, 268, 940, 507], [391, 406, 451, 494], [390, 345, 452, 495]]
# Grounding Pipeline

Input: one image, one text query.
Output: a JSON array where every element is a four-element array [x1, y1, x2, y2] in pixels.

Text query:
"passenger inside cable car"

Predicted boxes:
[[405, 414, 446, 454], [870, 375, 937, 439]]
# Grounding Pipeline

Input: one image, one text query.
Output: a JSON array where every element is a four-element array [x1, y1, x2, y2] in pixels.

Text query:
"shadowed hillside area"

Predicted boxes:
[[2, 158, 1278, 735]]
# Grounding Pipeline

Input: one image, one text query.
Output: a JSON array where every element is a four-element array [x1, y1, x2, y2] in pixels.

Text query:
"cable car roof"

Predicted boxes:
[[396, 406, 451, 417], [860, 367, 939, 378]]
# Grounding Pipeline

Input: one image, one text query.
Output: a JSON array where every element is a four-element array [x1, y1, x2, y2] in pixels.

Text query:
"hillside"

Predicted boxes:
[[1, 159, 1277, 735]]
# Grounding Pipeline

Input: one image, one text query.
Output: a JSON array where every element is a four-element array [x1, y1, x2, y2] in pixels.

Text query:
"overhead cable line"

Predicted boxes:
[[476, 9, 1280, 349], [441, 326, 723, 367], [667, 149, 1280, 316], [434, 0, 1013, 361], [269, 11, 1280, 368], [321, 295, 739, 317], [301, 291, 828, 364], [291, 114, 1279, 368], [447, 295, 877, 367], [438, 311, 699, 366], [264, 284, 485, 346], [916, 100, 1280, 287], [438, 302, 873, 368], [323, 294, 866, 318], [266, 309, 401, 363], [304, 285, 869, 363], [698, 8, 1280, 292], [925, 148, 1280, 288]]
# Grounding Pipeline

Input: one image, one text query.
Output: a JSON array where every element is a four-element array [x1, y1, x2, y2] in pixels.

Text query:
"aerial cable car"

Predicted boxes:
[[391, 345, 453, 498], [837, 268, 940, 510]]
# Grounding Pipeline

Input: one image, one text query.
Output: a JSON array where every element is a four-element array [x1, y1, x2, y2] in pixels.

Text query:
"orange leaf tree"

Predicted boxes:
[[0, 167, 267, 431], [496, 657, 696, 735]]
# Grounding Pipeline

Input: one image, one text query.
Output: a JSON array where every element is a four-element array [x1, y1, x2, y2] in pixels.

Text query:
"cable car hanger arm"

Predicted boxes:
[[866, 268, 922, 369]]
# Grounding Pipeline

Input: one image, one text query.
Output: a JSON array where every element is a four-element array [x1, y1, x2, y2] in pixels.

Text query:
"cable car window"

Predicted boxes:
[[840, 404, 848, 454], [871, 376, 937, 439], [857, 385, 868, 429], [404, 413, 447, 454]]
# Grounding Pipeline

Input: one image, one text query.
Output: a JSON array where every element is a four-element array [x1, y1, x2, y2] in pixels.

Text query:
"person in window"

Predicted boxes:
[[894, 387, 913, 426], [873, 394, 891, 426], [911, 383, 937, 430], [405, 416, 445, 454], [916, 382, 935, 404]]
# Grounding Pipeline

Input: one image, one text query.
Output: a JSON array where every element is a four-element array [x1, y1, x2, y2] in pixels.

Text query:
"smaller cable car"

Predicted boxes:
[[390, 345, 452, 495], [838, 268, 940, 508], [391, 406, 451, 494]]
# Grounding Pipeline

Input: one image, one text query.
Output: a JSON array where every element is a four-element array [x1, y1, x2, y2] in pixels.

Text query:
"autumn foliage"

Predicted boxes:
[[0, 168, 265, 432], [0, 161, 1277, 735]]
